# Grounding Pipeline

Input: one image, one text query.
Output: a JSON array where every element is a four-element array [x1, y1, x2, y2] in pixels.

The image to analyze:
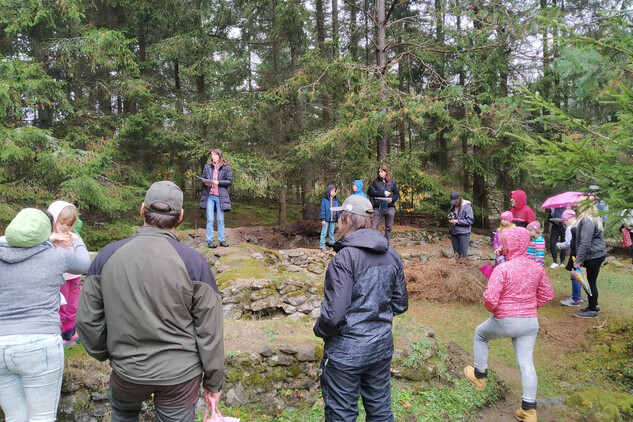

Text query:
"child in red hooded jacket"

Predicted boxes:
[[510, 190, 536, 228]]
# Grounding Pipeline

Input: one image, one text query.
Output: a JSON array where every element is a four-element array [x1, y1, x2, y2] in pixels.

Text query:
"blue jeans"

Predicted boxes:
[[320, 357, 394, 422], [0, 334, 64, 422], [474, 317, 539, 402], [320, 222, 336, 247], [571, 275, 582, 301], [206, 195, 225, 242]]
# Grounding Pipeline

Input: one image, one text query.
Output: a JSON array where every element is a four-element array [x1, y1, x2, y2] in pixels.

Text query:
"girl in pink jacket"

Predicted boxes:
[[464, 226, 553, 422]]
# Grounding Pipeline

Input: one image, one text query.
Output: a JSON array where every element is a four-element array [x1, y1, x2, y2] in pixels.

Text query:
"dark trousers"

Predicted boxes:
[[584, 255, 606, 311], [108, 372, 201, 422], [320, 357, 394, 422], [451, 233, 470, 257], [549, 225, 567, 264], [372, 207, 395, 241]]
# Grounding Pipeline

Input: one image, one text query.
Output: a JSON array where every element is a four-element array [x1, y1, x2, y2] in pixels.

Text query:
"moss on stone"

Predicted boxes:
[[565, 387, 633, 421]]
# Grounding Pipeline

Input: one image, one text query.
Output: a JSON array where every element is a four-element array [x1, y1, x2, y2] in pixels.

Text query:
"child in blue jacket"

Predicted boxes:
[[320, 184, 339, 252]]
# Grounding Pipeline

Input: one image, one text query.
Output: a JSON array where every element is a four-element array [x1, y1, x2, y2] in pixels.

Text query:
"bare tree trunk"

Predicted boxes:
[[376, 0, 389, 160], [332, 0, 339, 58], [348, 0, 359, 59], [279, 182, 287, 224]]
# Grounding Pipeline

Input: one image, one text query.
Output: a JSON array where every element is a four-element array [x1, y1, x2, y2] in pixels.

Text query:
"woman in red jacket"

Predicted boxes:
[[464, 226, 553, 422]]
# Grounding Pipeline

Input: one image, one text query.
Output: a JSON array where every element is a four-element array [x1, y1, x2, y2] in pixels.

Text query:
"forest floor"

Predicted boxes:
[[215, 220, 633, 421]]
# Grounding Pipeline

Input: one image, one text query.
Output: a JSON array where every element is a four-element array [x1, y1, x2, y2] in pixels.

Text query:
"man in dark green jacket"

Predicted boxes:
[[77, 181, 224, 422]]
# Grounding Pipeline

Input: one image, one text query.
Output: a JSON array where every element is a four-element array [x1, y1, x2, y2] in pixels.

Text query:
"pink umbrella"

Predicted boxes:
[[540, 191, 585, 209]]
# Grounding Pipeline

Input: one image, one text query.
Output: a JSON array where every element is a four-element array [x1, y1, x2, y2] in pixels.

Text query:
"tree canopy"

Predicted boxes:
[[1, 0, 631, 230]]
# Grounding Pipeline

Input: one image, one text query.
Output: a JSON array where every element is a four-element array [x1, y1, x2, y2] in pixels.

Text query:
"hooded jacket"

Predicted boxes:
[[320, 184, 340, 222], [510, 190, 536, 228], [313, 228, 408, 367], [351, 180, 367, 198], [483, 227, 553, 319], [0, 236, 90, 337], [76, 226, 224, 392], [449, 199, 474, 236], [200, 162, 232, 211]]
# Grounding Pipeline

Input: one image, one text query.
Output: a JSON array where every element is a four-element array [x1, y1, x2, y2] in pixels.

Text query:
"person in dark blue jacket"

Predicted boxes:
[[320, 184, 339, 253], [448, 191, 474, 258], [314, 195, 408, 422]]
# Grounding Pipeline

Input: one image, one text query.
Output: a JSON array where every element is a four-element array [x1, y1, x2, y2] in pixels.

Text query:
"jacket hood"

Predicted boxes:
[[501, 226, 530, 259], [47, 200, 75, 225], [0, 238, 52, 264], [354, 180, 364, 192], [324, 184, 337, 199], [334, 228, 389, 254], [510, 190, 527, 210]]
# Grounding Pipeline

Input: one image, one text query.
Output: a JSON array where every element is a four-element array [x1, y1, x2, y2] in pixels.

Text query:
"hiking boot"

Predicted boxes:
[[219, 241, 229, 247], [560, 297, 582, 307], [63, 332, 80, 348], [574, 310, 598, 318], [320, 246, 328, 253], [515, 408, 537, 421], [579, 306, 600, 313], [207, 241, 217, 249], [463, 366, 486, 391]]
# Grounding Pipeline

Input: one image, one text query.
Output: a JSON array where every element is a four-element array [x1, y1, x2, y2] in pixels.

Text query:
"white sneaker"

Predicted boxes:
[[549, 263, 559, 268]]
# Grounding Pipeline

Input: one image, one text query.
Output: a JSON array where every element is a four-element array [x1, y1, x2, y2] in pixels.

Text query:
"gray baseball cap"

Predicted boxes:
[[331, 195, 374, 216], [144, 181, 183, 216]]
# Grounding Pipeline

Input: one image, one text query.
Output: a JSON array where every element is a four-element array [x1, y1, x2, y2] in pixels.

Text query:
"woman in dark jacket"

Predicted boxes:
[[448, 191, 474, 258], [200, 149, 232, 248], [367, 164, 399, 241], [572, 202, 607, 318], [313, 195, 408, 422]]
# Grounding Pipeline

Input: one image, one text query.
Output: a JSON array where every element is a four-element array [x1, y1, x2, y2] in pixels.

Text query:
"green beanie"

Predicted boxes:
[[5, 208, 52, 248]]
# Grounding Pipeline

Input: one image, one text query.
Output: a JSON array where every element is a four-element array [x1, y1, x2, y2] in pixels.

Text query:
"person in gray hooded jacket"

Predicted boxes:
[[314, 195, 408, 422], [0, 208, 90, 421]]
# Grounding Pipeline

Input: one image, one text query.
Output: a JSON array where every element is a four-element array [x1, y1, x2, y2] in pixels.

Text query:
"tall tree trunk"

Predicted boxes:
[[435, 0, 448, 168], [376, 0, 389, 160], [348, 0, 359, 59], [472, 146, 489, 229], [332, 0, 339, 58], [279, 181, 287, 224], [316, 0, 326, 52]]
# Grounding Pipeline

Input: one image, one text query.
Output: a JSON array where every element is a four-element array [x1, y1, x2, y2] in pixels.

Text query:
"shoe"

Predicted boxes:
[[463, 366, 486, 391], [327, 242, 336, 247], [63, 332, 80, 348], [579, 306, 600, 312], [219, 241, 229, 247], [560, 297, 582, 307], [550, 263, 559, 268], [320, 246, 328, 253], [207, 242, 217, 249], [574, 310, 598, 318], [515, 408, 537, 421]]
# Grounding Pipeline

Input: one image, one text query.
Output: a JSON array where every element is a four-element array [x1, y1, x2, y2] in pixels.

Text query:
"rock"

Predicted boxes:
[[287, 312, 306, 321], [269, 354, 294, 366], [90, 403, 110, 417], [307, 264, 324, 274], [251, 296, 278, 312], [297, 346, 319, 362], [280, 303, 297, 314], [288, 251, 302, 258], [287, 264, 302, 272], [251, 279, 272, 289], [441, 249, 454, 258], [250, 288, 275, 301], [539, 396, 565, 409], [252, 252, 264, 260], [91, 391, 108, 401], [393, 349, 404, 360], [279, 344, 298, 355], [282, 292, 308, 306], [310, 307, 321, 319], [260, 346, 275, 357], [223, 304, 244, 320], [224, 383, 249, 407], [279, 284, 302, 295]]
